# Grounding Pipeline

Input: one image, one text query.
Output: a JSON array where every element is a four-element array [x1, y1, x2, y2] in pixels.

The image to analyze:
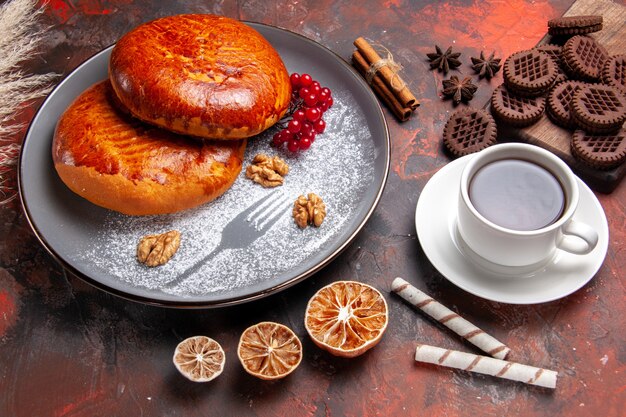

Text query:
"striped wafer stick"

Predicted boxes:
[[415, 343, 557, 389], [391, 277, 510, 359]]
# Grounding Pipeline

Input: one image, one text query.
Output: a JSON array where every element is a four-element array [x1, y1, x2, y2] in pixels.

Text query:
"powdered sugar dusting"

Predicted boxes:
[[79, 87, 377, 300]]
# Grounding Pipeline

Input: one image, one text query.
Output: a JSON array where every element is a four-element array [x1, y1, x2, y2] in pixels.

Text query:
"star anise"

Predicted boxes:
[[442, 76, 478, 104], [470, 51, 501, 79], [427, 45, 462, 74]]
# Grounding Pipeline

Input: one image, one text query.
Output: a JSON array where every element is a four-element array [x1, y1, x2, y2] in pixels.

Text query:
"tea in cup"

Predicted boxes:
[[457, 143, 599, 269]]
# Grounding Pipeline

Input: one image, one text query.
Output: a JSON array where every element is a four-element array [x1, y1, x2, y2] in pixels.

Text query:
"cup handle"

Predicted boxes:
[[557, 220, 599, 255]]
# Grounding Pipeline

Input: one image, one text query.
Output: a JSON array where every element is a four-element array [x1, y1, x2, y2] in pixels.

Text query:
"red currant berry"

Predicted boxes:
[[314, 118, 326, 134], [300, 73, 313, 87], [287, 139, 300, 152], [310, 84, 321, 96], [272, 130, 284, 143], [321, 87, 331, 97], [318, 90, 329, 103], [292, 109, 306, 122], [290, 73, 301, 88], [326, 96, 334, 108], [319, 100, 330, 112], [287, 119, 301, 134], [300, 122, 314, 135], [305, 107, 321, 122], [298, 87, 310, 99], [304, 93, 319, 107], [299, 137, 312, 150], [300, 129, 315, 142], [311, 81, 320, 88]]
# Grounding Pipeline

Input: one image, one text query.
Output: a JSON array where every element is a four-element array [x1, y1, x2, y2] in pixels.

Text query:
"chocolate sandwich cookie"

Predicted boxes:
[[601, 55, 626, 96], [491, 84, 546, 127], [443, 107, 497, 157], [547, 15, 603, 36], [571, 84, 626, 133], [572, 128, 626, 169], [562, 35, 609, 81], [547, 80, 588, 129], [503, 50, 557, 97], [534, 44, 568, 84]]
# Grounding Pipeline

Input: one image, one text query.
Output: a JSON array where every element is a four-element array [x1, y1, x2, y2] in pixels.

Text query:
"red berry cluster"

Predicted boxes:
[[272, 73, 334, 152]]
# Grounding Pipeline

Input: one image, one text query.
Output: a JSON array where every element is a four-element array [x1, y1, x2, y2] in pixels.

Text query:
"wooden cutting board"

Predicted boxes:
[[495, 0, 626, 193]]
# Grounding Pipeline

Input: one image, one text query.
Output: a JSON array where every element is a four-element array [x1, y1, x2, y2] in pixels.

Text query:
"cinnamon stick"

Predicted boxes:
[[352, 51, 412, 122], [354, 37, 418, 110]]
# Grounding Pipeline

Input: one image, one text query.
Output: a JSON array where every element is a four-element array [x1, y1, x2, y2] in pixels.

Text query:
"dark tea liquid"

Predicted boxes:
[[469, 159, 565, 231]]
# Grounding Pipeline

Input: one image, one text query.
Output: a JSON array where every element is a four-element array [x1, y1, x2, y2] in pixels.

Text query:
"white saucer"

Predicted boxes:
[[415, 155, 609, 304]]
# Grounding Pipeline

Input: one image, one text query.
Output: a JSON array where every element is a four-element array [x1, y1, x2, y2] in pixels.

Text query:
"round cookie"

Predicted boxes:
[[534, 44, 568, 84], [503, 50, 557, 97], [547, 80, 587, 129], [53, 81, 247, 215], [491, 84, 546, 127], [109, 14, 291, 140], [571, 84, 626, 133], [601, 55, 626, 96], [547, 15, 603, 36], [572, 128, 626, 169], [562, 35, 609, 81], [443, 107, 497, 157]]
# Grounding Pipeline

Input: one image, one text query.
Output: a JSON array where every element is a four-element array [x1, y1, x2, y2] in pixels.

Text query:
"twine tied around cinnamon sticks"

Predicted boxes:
[[352, 37, 419, 122]]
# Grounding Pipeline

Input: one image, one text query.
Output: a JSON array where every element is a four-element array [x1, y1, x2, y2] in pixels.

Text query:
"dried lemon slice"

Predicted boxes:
[[305, 280, 388, 358], [173, 336, 225, 382], [237, 321, 302, 380]]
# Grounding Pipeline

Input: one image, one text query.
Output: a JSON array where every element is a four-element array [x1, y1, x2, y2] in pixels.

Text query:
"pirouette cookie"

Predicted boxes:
[[572, 129, 626, 170], [491, 84, 546, 127], [53, 81, 247, 215], [443, 107, 497, 157], [109, 14, 291, 140]]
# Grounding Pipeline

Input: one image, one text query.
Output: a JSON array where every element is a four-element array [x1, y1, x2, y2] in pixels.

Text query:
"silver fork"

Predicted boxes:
[[164, 190, 292, 288]]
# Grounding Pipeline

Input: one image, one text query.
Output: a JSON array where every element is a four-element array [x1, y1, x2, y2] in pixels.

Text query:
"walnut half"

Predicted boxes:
[[246, 154, 289, 187], [293, 193, 326, 229], [137, 230, 181, 267]]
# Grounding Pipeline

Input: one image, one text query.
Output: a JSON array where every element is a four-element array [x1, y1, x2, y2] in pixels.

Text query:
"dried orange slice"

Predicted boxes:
[[237, 321, 302, 380], [305, 280, 388, 358], [173, 336, 225, 382]]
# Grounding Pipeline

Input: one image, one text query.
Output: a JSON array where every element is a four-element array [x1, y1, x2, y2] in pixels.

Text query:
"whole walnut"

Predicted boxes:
[[293, 193, 326, 229], [137, 230, 181, 267], [246, 154, 289, 187]]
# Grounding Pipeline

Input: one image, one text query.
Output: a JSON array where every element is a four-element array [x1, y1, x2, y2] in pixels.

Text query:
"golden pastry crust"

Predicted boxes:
[[52, 81, 246, 215], [109, 14, 291, 140]]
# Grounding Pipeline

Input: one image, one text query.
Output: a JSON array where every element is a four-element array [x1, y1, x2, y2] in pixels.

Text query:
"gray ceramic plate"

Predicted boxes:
[[18, 23, 390, 307]]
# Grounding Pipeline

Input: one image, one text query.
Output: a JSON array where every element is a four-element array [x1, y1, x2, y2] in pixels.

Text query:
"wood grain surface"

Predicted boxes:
[[497, 0, 626, 193]]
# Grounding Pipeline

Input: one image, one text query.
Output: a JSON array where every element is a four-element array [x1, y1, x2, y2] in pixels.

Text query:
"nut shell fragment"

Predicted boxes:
[[137, 230, 181, 267]]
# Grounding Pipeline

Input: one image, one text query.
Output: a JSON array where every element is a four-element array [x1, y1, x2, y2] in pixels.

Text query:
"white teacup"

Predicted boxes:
[[457, 143, 599, 269]]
